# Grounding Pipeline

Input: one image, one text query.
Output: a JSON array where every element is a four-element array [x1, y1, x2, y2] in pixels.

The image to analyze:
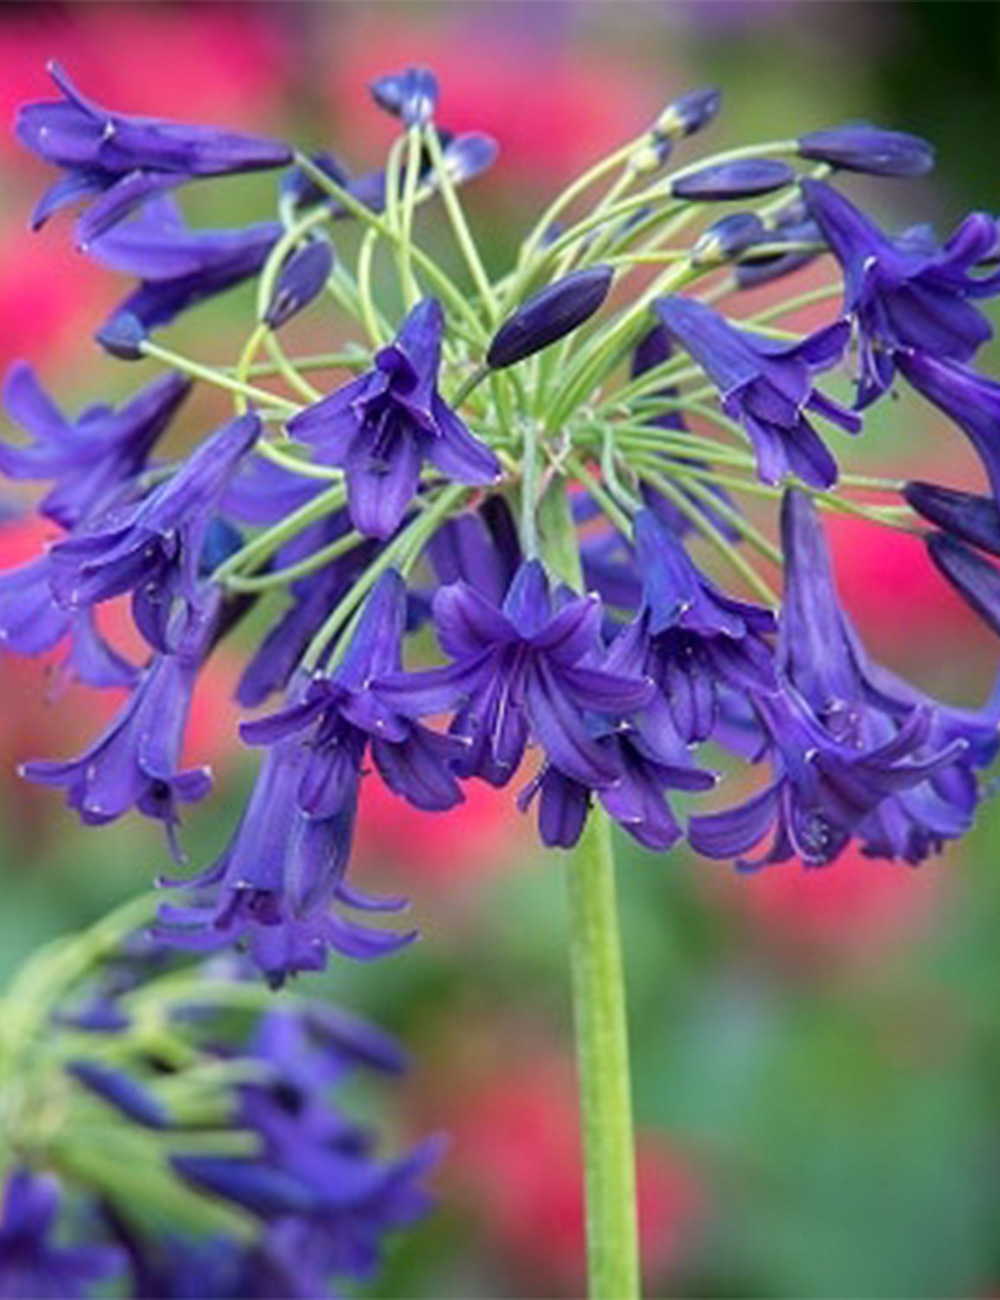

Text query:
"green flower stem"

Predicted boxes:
[[262, 332, 323, 403], [399, 126, 424, 307], [634, 459, 778, 604], [565, 453, 635, 538], [670, 470, 783, 565], [450, 363, 493, 409], [357, 227, 387, 346], [519, 420, 541, 558], [236, 348, 371, 378], [211, 482, 346, 584], [424, 125, 500, 322], [253, 439, 343, 480], [138, 340, 299, 414], [539, 478, 640, 1300], [223, 527, 366, 593]]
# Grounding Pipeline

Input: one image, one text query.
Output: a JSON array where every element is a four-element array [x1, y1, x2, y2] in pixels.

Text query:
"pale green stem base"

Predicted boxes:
[[565, 810, 641, 1300]]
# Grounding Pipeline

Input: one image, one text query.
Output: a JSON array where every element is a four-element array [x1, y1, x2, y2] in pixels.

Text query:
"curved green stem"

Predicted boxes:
[[540, 479, 640, 1300]]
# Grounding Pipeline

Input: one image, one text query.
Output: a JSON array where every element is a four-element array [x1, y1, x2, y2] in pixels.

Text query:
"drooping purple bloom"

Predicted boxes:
[[904, 480, 1000, 555], [264, 240, 334, 330], [0, 1169, 122, 1300], [655, 296, 860, 488], [798, 123, 934, 177], [802, 178, 1000, 406], [670, 158, 796, 201], [487, 266, 614, 369], [49, 412, 259, 652], [22, 587, 219, 854], [17, 61, 291, 245], [1, 363, 190, 528], [378, 559, 653, 790], [369, 66, 440, 127], [688, 491, 993, 867], [88, 197, 281, 335], [925, 532, 1000, 638], [896, 350, 1000, 506], [288, 299, 500, 538], [241, 571, 466, 818]]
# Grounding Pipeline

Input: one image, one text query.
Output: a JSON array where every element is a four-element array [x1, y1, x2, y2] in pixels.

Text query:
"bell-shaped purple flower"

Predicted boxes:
[[925, 531, 1000, 638], [241, 571, 466, 818], [486, 266, 614, 369], [17, 61, 291, 245], [378, 559, 654, 789], [0, 1170, 122, 1300], [1, 363, 190, 528], [88, 197, 281, 336], [22, 587, 219, 855], [264, 239, 334, 330], [369, 66, 440, 127], [798, 123, 934, 177], [670, 158, 796, 201], [896, 350, 1000, 506], [904, 480, 1000, 556], [288, 299, 500, 538], [49, 411, 259, 652], [656, 296, 860, 488], [802, 178, 1000, 406]]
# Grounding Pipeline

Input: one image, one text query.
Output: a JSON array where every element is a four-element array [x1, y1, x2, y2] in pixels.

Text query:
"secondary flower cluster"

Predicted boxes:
[[0, 913, 438, 1300], [3, 60, 999, 993]]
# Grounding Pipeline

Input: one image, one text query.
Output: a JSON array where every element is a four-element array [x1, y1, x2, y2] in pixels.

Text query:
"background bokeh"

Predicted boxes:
[[3, 3, 1000, 1296]]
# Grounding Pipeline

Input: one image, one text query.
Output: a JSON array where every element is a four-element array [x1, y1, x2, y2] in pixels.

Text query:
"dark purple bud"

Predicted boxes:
[[369, 66, 440, 127], [67, 1060, 168, 1129], [172, 1156, 319, 1216], [264, 239, 334, 329], [926, 532, 1000, 637], [95, 311, 146, 360], [655, 87, 722, 140], [439, 132, 499, 185], [904, 481, 1000, 557], [671, 158, 796, 201], [691, 212, 767, 265], [629, 134, 673, 176], [487, 266, 614, 369], [799, 123, 934, 177]]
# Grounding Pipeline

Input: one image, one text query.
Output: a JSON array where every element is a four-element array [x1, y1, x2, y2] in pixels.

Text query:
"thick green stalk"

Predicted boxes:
[[540, 479, 640, 1300]]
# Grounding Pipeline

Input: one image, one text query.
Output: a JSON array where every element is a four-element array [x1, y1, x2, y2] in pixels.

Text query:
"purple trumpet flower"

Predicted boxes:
[[655, 296, 860, 488], [17, 61, 291, 245], [288, 299, 500, 538], [798, 123, 934, 177], [264, 240, 334, 330], [0, 1170, 122, 1300], [690, 491, 994, 867], [802, 178, 1000, 406], [48, 412, 259, 652], [896, 351, 1000, 506], [670, 158, 796, 201], [377, 559, 654, 789], [88, 197, 281, 336], [369, 66, 440, 127], [241, 571, 466, 819], [611, 509, 776, 746], [1, 363, 190, 528], [22, 587, 219, 855], [486, 266, 614, 369]]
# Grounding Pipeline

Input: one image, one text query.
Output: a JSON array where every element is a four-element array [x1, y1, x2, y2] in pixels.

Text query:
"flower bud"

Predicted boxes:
[[486, 266, 614, 370], [264, 239, 334, 330], [95, 311, 146, 360], [926, 531, 1000, 638], [734, 216, 824, 289], [799, 123, 934, 177], [671, 158, 796, 201], [904, 481, 1000, 557], [369, 66, 439, 127], [439, 132, 499, 185], [655, 87, 722, 140], [691, 212, 766, 266], [281, 151, 351, 211], [629, 135, 672, 176]]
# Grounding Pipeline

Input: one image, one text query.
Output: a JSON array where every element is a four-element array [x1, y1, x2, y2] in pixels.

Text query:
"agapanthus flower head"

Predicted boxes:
[[378, 558, 654, 792], [369, 66, 440, 127], [22, 585, 219, 856], [17, 61, 291, 245], [0, 1169, 122, 1300], [670, 158, 796, 201], [264, 239, 335, 330], [798, 123, 935, 177], [802, 178, 1000, 406], [655, 295, 860, 487], [288, 298, 500, 538], [48, 411, 259, 651], [88, 197, 281, 336], [487, 265, 614, 369], [1, 362, 190, 528]]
